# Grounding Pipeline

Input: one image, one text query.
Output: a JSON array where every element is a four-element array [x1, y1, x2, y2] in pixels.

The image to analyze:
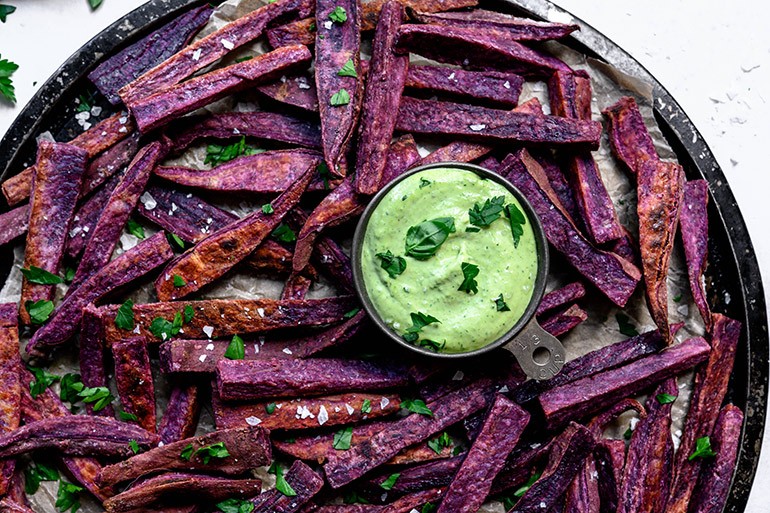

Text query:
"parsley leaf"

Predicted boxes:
[[115, 299, 134, 331], [330, 88, 350, 106], [615, 313, 639, 337], [623, 426, 633, 440], [180, 443, 194, 461], [217, 498, 255, 513], [469, 196, 505, 227], [55, 480, 84, 513], [261, 204, 274, 214], [59, 373, 83, 405], [193, 442, 230, 464], [29, 366, 60, 398], [78, 386, 114, 412], [656, 393, 677, 405], [505, 203, 526, 247], [344, 491, 370, 504], [375, 250, 407, 279], [0, 55, 19, 103], [404, 312, 440, 337], [673, 293, 682, 303], [118, 410, 138, 422], [328, 6, 347, 23], [494, 294, 510, 312], [337, 59, 357, 77], [126, 218, 145, 239], [361, 399, 372, 414], [266, 403, 276, 414], [274, 463, 297, 497], [149, 312, 183, 340], [343, 308, 360, 319], [0, 5, 15, 23], [401, 398, 433, 417], [63, 267, 76, 283], [689, 436, 717, 461], [427, 432, 451, 455], [317, 161, 332, 190], [422, 503, 438, 513], [511, 470, 542, 500], [88, 0, 103, 10], [418, 339, 445, 352], [205, 136, 262, 166], [184, 305, 195, 323], [173, 274, 186, 287], [404, 217, 455, 259], [225, 334, 245, 360], [458, 262, 479, 294], [333, 426, 353, 450], [379, 472, 400, 490], [419, 178, 431, 188], [76, 93, 93, 113], [272, 223, 296, 243], [24, 461, 59, 495], [167, 232, 186, 250], [21, 266, 63, 285], [128, 440, 140, 454], [25, 300, 54, 325]]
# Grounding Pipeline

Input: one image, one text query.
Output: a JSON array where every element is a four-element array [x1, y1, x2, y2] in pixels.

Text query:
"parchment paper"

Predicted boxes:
[[0, 1, 705, 510]]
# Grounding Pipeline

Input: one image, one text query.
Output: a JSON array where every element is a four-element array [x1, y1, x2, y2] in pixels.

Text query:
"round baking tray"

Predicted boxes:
[[0, 1, 765, 511]]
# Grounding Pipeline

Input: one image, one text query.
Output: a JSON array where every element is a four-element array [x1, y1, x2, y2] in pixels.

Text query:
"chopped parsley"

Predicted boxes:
[[59, 372, 83, 405], [88, 0, 103, 10], [361, 399, 372, 414], [78, 386, 115, 412], [458, 262, 479, 294], [24, 461, 59, 494], [129, 440, 141, 454], [328, 5, 347, 23], [118, 410, 138, 422], [0, 54, 18, 103], [419, 178, 431, 188], [204, 136, 262, 166], [126, 218, 146, 239], [274, 463, 297, 497], [427, 432, 452, 455], [266, 403, 277, 414], [673, 293, 682, 302], [21, 266, 63, 285], [689, 436, 717, 461], [513, 469, 542, 498], [272, 223, 297, 243], [505, 203, 526, 248], [623, 426, 633, 440], [63, 267, 75, 283], [615, 313, 639, 337], [401, 398, 433, 417], [418, 339, 445, 352], [343, 491, 370, 504], [167, 232, 186, 250], [261, 204, 274, 214], [343, 308, 361, 319], [180, 443, 195, 461], [193, 442, 230, 464], [217, 498, 255, 513], [149, 311, 183, 340], [224, 334, 245, 360], [172, 274, 186, 287], [330, 88, 351, 106], [375, 250, 407, 278], [75, 92, 94, 113], [28, 366, 60, 398], [184, 305, 195, 323], [25, 299, 54, 325], [55, 480, 84, 513], [337, 59, 357, 77], [234, 55, 254, 63], [494, 294, 511, 312], [656, 393, 677, 405], [422, 503, 438, 513], [115, 299, 135, 331], [0, 5, 15, 23], [379, 472, 400, 490], [402, 311, 440, 343], [404, 217, 455, 259], [469, 196, 505, 227], [333, 426, 353, 450]]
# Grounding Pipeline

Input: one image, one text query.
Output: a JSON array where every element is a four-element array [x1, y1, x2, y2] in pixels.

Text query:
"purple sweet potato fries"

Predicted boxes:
[[0, 0, 747, 511]]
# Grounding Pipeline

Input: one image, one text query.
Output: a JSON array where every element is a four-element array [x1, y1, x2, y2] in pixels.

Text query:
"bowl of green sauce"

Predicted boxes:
[[352, 162, 566, 380]]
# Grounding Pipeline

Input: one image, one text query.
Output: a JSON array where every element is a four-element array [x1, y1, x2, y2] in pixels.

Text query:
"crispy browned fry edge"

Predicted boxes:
[[679, 180, 712, 331], [101, 295, 357, 344], [637, 159, 685, 344], [119, 0, 311, 106], [540, 304, 587, 337], [112, 337, 156, 432], [130, 45, 312, 133], [26, 232, 175, 357], [315, 0, 362, 175], [79, 304, 114, 417], [386, 441, 455, 465], [20, 141, 88, 324], [103, 472, 262, 513], [410, 8, 578, 40], [281, 273, 313, 300], [689, 404, 743, 513], [601, 96, 658, 176], [250, 460, 323, 512], [155, 162, 314, 301], [71, 141, 167, 289], [437, 395, 528, 513], [355, 0, 408, 194], [666, 314, 741, 513], [2, 113, 135, 207], [0, 205, 29, 248], [158, 383, 201, 444], [98, 426, 271, 486], [538, 337, 710, 429], [213, 391, 401, 430], [618, 378, 675, 513], [0, 307, 19, 496]]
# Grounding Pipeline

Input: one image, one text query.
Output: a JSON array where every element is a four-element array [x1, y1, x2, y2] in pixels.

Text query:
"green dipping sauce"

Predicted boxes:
[[360, 167, 539, 354]]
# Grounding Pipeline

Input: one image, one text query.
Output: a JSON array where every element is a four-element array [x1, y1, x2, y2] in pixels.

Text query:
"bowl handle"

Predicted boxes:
[[503, 317, 566, 380]]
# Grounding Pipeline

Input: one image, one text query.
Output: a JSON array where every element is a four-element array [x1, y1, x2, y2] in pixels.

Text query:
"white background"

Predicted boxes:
[[1, 0, 769, 510]]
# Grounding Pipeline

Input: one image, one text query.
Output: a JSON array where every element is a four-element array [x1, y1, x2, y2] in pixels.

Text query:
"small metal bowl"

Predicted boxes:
[[352, 162, 566, 380]]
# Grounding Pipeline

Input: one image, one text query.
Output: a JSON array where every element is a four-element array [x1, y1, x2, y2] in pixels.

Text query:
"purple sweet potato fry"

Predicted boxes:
[[293, 134, 420, 272], [389, 440, 455, 466], [315, 0, 362, 176], [380, 488, 445, 513], [100, 295, 357, 344], [103, 472, 262, 513], [20, 141, 87, 324], [324, 379, 491, 488], [405, 65, 522, 107], [267, 18, 315, 48], [274, 419, 390, 463], [538, 337, 710, 429], [563, 455, 600, 513], [501, 149, 640, 306], [609, 227, 640, 268], [637, 159, 685, 344], [80, 131, 142, 199], [98, 426, 271, 486], [0, 205, 29, 248], [396, 98, 602, 149], [594, 439, 625, 513], [66, 169, 126, 259], [618, 378, 676, 513], [395, 24, 571, 78], [586, 398, 646, 435], [154, 149, 330, 194], [437, 395, 529, 513], [79, 304, 114, 417], [257, 72, 319, 111], [666, 314, 741, 513], [536, 282, 586, 317], [512, 327, 669, 403], [130, 45, 312, 133], [360, 455, 462, 499], [119, 0, 311, 106], [689, 404, 743, 513], [281, 273, 313, 300], [679, 179, 712, 330], [312, 233, 356, 292], [89, 5, 214, 104], [213, 391, 401, 431], [70, 141, 167, 289], [155, 166, 313, 302], [510, 423, 595, 512], [0, 467, 33, 513], [278, 309, 367, 357], [158, 383, 201, 444], [2, 113, 135, 207], [166, 111, 322, 152], [250, 460, 323, 512], [26, 233, 174, 357], [540, 303, 587, 337], [602, 96, 658, 176], [530, 149, 581, 227], [0, 416, 157, 458], [217, 357, 408, 401], [419, 141, 492, 166], [411, 9, 578, 40], [355, 0, 408, 194], [112, 337, 156, 432], [0, 308, 19, 496]]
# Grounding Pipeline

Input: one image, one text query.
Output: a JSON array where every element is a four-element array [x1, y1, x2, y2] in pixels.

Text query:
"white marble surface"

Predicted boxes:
[[1, 0, 768, 510]]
